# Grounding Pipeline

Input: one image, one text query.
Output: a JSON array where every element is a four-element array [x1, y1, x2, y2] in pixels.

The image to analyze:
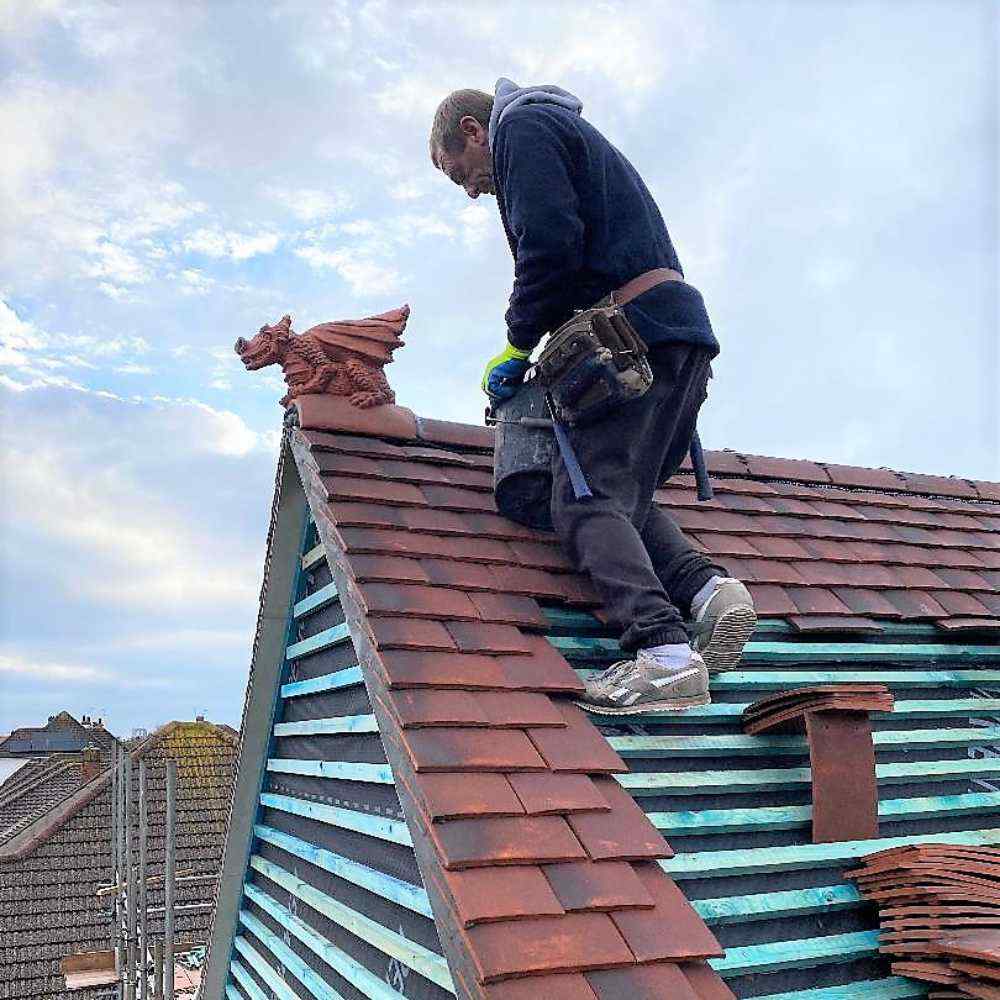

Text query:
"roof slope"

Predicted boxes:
[[209, 391, 1000, 1000], [0, 753, 106, 847], [0, 719, 237, 1000], [0, 711, 115, 756]]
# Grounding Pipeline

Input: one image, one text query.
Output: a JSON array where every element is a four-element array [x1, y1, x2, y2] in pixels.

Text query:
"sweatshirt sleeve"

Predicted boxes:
[[494, 112, 585, 351]]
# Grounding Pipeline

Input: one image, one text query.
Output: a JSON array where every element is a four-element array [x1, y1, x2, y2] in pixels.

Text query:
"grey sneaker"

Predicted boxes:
[[690, 577, 757, 673], [576, 648, 710, 716]]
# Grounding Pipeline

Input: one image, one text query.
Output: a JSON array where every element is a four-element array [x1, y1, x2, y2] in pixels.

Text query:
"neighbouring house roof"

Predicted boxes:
[[0, 752, 108, 848], [204, 392, 1000, 1000], [0, 719, 237, 1000], [0, 711, 116, 757]]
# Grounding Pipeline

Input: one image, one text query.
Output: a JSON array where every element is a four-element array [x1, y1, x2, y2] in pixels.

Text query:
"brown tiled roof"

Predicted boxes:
[[283, 394, 1000, 998], [0, 753, 105, 847], [0, 720, 236, 1000]]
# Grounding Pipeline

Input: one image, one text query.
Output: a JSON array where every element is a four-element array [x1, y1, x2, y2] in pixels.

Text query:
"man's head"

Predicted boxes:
[[429, 88, 495, 199]]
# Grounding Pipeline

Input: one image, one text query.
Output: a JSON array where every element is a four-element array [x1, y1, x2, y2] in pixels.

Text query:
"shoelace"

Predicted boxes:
[[593, 658, 636, 688]]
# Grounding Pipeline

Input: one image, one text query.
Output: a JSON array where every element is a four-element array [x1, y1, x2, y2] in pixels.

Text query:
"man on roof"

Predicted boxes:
[[430, 79, 757, 714]]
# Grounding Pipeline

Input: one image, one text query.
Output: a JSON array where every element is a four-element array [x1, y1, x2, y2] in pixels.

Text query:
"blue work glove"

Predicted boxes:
[[482, 341, 531, 401]]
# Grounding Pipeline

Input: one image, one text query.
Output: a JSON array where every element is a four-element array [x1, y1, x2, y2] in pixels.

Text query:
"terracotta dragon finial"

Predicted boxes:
[[234, 304, 409, 408]]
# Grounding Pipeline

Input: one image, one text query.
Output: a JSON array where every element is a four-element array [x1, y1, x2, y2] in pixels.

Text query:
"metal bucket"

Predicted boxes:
[[492, 378, 555, 531]]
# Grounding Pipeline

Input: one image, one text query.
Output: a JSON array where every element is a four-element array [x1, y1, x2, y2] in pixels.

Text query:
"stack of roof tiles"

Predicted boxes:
[[929, 931, 1000, 998], [291, 422, 736, 998], [741, 684, 894, 734], [847, 845, 1000, 989]]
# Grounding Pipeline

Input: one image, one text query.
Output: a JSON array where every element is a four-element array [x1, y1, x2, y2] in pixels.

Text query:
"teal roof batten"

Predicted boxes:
[[252, 823, 432, 918], [651, 791, 1000, 835], [248, 856, 454, 993], [550, 632, 1000, 664], [232, 933, 301, 1000], [272, 713, 379, 737], [662, 827, 1000, 879], [239, 907, 344, 999], [258, 792, 412, 846], [279, 665, 363, 700], [293, 580, 339, 618], [753, 976, 930, 999], [692, 884, 863, 925], [620, 757, 1000, 796], [228, 958, 269, 1000], [244, 881, 414, 1000], [709, 929, 881, 976], [265, 758, 394, 784], [588, 697, 1000, 725], [609, 727, 1000, 757], [285, 623, 351, 661]]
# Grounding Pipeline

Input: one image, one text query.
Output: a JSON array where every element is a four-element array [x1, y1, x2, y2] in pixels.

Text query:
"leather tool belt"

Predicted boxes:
[[534, 268, 682, 426]]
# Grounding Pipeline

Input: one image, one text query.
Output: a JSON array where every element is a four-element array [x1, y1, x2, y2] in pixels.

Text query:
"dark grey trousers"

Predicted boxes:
[[550, 344, 728, 651]]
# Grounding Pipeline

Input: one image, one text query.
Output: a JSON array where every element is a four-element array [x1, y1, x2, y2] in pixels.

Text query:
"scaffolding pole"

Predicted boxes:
[[117, 747, 127, 977], [138, 761, 149, 1000], [110, 743, 120, 957], [164, 759, 176, 1000], [125, 753, 137, 1000]]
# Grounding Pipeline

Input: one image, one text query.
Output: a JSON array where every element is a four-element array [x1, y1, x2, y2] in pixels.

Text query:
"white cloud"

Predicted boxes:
[[179, 268, 215, 295], [458, 203, 492, 248], [113, 363, 153, 375], [295, 245, 401, 296], [0, 650, 111, 684], [265, 185, 353, 222], [180, 227, 281, 261], [0, 387, 271, 615]]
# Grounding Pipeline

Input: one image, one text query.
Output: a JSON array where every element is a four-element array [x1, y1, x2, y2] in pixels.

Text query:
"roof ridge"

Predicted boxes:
[[290, 393, 999, 502]]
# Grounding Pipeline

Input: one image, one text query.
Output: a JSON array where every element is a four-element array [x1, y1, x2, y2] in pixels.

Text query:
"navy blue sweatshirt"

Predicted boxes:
[[492, 104, 720, 358]]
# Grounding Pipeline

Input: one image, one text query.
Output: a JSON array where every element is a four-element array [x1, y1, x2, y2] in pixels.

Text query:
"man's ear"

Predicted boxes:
[[459, 115, 486, 145]]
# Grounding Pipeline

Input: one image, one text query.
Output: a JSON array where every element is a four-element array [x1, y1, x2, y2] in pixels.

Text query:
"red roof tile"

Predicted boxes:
[[465, 912, 635, 980], [444, 865, 565, 925], [542, 861, 654, 912], [507, 772, 611, 815], [417, 772, 526, 820], [431, 815, 587, 869]]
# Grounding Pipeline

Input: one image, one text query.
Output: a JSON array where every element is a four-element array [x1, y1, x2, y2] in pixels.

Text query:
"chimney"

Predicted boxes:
[[81, 745, 102, 783]]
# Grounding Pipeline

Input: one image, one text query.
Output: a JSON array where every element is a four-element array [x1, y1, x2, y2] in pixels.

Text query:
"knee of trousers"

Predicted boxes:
[[551, 498, 641, 564]]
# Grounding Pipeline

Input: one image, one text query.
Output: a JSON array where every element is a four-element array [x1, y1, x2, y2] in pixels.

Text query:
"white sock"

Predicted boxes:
[[691, 575, 726, 618], [641, 642, 693, 670]]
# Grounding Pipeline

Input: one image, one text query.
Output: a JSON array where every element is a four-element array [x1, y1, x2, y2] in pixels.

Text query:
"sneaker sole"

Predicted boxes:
[[574, 693, 711, 716], [699, 605, 757, 673]]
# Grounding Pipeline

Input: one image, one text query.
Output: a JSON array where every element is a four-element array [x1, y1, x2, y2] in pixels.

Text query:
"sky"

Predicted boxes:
[[0, 0, 996, 738]]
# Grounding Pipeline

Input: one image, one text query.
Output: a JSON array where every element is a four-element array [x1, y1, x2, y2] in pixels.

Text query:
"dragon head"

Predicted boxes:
[[235, 315, 294, 370]]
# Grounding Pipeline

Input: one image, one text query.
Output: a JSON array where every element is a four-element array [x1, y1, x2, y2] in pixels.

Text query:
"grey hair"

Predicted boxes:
[[429, 89, 494, 165]]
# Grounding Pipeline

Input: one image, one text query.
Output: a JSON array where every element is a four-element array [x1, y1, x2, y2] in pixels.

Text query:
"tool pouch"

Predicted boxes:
[[535, 304, 653, 426]]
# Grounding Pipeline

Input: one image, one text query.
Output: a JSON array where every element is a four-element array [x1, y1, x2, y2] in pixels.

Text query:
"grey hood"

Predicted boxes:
[[487, 77, 583, 147]]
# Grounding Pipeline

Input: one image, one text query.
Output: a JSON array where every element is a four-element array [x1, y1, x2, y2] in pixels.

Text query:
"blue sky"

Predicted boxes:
[[0, 0, 996, 737]]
